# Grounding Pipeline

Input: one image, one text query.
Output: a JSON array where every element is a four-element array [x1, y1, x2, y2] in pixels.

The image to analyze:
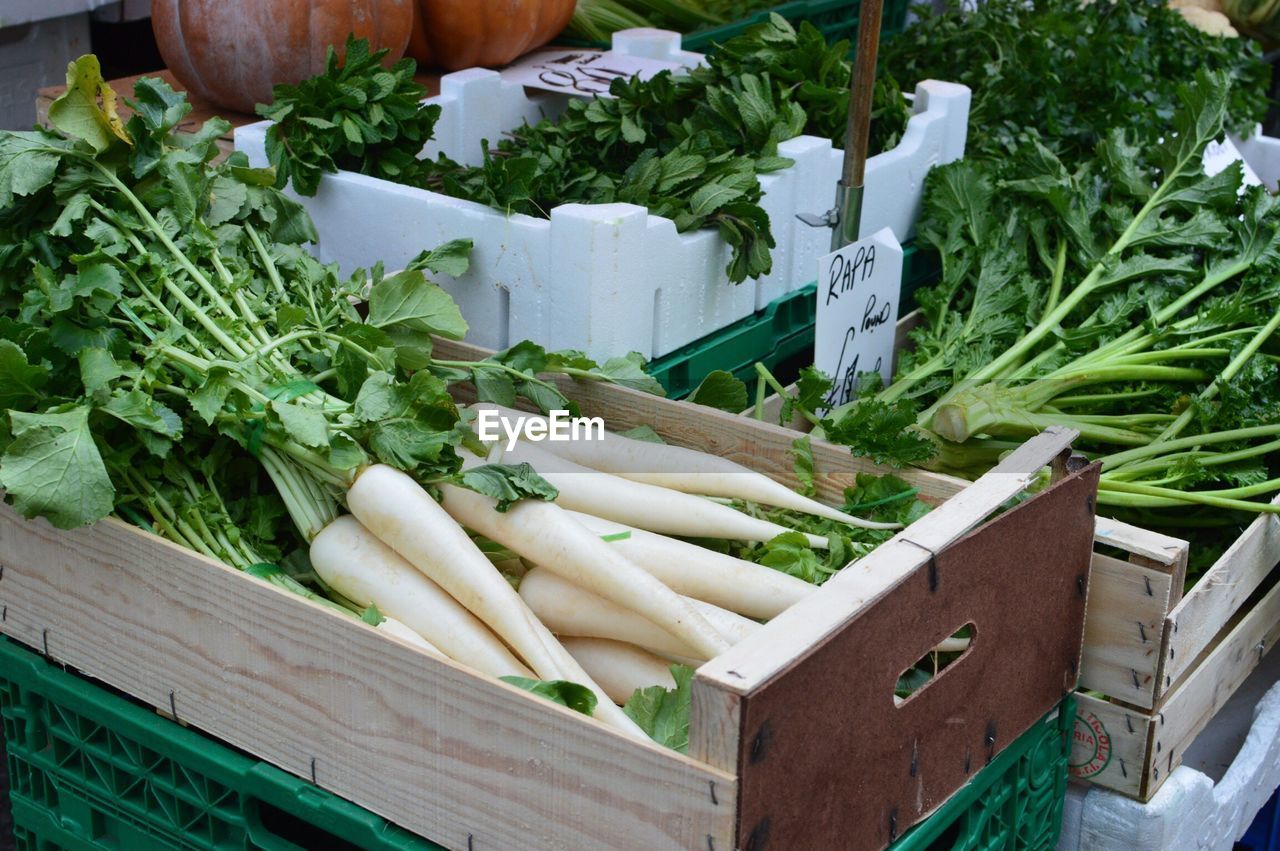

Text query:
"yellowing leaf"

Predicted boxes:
[[48, 55, 132, 152]]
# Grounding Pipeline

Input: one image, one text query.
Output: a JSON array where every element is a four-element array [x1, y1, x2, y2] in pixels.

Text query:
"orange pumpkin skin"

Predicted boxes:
[[407, 0, 576, 70], [152, 0, 415, 114]]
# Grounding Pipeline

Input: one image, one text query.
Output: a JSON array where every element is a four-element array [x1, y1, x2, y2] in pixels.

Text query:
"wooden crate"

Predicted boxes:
[[752, 315, 1280, 803], [0, 343, 1097, 850], [1071, 500, 1280, 800]]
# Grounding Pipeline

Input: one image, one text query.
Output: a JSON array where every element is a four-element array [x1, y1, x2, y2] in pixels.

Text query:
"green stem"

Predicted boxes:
[[973, 411, 1155, 446], [1100, 424, 1280, 469], [1070, 257, 1254, 370], [1042, 238, 1067, 320], [93, 164, 244, 328], [259, 448, 328, 542], [1046, 364, 1210, 385], [880, 349, 946, 405], [1053, 388, 1163, 407], [159, 273, 250, 360], [755, 363, 820, 426], [1104, 348, 1229, 365], [1105, 439, 1280, 482], [1098, 478, 1280, 513], [1151, 305, 1280, 446], [246, 224, 291, 304], [119, 265, 214, 358]]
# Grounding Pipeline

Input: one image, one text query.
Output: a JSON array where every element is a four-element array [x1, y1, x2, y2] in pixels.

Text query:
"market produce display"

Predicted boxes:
[[5, 0, 1280, 842], [0, 59, 931, 750], [260, 20, 912, 282]]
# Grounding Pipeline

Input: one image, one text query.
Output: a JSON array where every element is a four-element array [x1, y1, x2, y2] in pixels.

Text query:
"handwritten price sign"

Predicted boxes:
[[501, 49, 685, 98], [814, 228, 904, 409]]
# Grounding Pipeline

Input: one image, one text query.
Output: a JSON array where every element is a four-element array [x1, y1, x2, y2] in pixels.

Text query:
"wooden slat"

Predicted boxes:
[[695, 427, 1078, 695], [1148, 576, 1280, 796], [1078, 554, 1175, 709], [0, 506, 734, 851], [1069, 693, 1152, 799], [688, 684, 742, 776], [435, 338, 971, 506], [1160, 496, 1280, 696], [1092, 515, 1188, 570]]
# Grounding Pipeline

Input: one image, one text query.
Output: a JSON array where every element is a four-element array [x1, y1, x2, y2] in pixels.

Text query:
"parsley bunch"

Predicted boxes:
[[261, 18, 912, 284], [259, 36, 441, 196], [879, 0, 1271, 167]]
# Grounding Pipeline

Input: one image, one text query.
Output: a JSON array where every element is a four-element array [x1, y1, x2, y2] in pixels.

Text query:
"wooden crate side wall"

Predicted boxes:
[[0, 507, 735, 851]]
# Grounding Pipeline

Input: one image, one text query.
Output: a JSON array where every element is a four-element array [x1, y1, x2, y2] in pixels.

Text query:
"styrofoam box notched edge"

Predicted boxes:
[[234, 29, 971, 360]]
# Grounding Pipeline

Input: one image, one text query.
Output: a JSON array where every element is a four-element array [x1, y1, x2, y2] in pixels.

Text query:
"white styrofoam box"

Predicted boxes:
[[769, 81, 970, 311], [0, 13, 92, 131], [1058, 648, 1280, 851], [1233, 127, 1280, 192], [236, 30, 971, 360]]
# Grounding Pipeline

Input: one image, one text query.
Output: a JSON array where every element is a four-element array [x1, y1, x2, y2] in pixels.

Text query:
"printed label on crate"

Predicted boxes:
[[814, 227, 903, 409], [1069, 710, 1113, 778], [501, 49, 685, 98]]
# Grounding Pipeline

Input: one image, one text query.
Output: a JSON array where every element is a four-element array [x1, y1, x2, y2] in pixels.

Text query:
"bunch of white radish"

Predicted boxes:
[[306, 401, 902, 746]]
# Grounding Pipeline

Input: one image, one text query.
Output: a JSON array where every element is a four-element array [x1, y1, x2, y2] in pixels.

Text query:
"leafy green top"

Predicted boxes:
[[258, 36, 442, 196], [0, 59, 660, 537]]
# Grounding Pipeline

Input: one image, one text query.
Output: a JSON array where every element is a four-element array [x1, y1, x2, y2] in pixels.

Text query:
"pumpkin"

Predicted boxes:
[[152, 0, 415, 114], [407, 0, 576, 70]]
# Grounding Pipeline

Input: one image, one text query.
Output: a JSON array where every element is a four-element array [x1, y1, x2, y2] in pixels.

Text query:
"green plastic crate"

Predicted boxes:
[[0, 636, 441, 851], [566, 0, 911, 52], [682, 0, 910, 52], [891, 696, 1076, 851], [647, 241, 940, 398], [0, 637, 1068, 851]]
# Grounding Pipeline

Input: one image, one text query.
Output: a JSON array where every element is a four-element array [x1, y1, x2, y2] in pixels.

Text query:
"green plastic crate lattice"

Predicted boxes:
[[564, 0, 911, 53], [890, 696, 1075, 851], [0, 636, 441, 851]]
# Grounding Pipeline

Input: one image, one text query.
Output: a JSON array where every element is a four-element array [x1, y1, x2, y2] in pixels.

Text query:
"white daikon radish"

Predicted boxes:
[[345, 465, 645, 738], [311, 515, 529, 678], [376, 616, 446, 657], [559, 638, 677, 704], [568, 511, 816, 619], [498, 441, 829, 548], [440, 480, 730, 659], [518, 568, 757, 661], [936, 636, 971, 653], [471, 402, 898, 530]]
